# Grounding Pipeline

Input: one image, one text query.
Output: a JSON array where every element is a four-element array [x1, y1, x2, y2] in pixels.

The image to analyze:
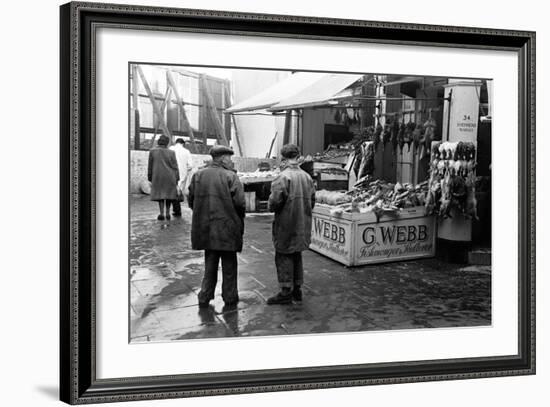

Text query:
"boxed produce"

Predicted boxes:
[[310, 178, 436, 266]]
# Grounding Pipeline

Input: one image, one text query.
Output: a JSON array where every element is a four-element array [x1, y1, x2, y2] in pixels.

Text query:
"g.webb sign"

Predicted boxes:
[[310, 206, 436, 266], [355, 218, 435, 263]]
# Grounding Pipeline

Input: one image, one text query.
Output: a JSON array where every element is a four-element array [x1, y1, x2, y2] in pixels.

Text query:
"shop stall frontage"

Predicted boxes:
[[227, 73, 492, 265]]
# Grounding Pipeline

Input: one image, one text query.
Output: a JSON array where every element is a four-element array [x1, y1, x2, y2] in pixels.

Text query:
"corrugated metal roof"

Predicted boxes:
[[225, 72, 325, 113], [267, 74, 363, 111]]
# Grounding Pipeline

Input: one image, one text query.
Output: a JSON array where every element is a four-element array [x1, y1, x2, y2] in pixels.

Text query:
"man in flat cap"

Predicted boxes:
[[188, 145, 245, 308], [267, 144, 316, 305]]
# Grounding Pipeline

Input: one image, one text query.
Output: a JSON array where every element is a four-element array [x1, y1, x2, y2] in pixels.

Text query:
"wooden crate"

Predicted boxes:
[[310, 204, 436, 266], [316, 180, 349, 191]]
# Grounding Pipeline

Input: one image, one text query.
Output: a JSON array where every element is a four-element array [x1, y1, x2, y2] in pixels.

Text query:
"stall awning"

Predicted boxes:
[[383, 76, 421, 87], [225, 72, 325, 113], [267, 74, 363, 111]]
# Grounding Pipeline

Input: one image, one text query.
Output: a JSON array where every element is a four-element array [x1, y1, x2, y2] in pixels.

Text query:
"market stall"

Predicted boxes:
[[309, 137, 479, 266], [311, 182, 436, 266], [238, 167, 279, 212], [225, 73, 489, 266]]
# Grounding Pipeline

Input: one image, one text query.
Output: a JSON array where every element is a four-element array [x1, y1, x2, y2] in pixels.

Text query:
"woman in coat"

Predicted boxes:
[[147, 135, 180, 220]]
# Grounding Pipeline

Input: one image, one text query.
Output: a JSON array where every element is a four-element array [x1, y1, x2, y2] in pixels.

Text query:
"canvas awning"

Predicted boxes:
[[225, 72, 325, 113], [267, 74, 363, 111], [382, 76, 421, 87]]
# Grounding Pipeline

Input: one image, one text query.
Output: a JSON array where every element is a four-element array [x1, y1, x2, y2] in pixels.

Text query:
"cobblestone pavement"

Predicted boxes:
[[130, 195, 491, 342]]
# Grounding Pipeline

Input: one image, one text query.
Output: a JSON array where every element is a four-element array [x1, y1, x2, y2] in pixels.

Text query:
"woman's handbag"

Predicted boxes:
[[176, 183, 184, 202]]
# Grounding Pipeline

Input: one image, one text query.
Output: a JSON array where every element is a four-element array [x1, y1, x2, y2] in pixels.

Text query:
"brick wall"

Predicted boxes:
[[130, 150, 278, 194]]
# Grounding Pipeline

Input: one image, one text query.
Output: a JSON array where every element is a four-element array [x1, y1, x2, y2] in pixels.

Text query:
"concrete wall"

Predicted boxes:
[[130, 151, 149, 194], [130, 150, 278, 194]]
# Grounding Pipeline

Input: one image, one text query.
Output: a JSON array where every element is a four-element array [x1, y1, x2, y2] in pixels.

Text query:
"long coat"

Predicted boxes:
[[170, 143, 192, 188], [268, 162, 316, 254], [188, 161, 246, 252], [147, 146, 180, 201]]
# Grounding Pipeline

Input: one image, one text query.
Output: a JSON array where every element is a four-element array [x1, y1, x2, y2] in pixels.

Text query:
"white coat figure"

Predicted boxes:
[[170, 138, 193, 193]]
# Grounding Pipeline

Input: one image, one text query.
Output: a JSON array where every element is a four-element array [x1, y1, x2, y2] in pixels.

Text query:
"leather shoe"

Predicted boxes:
[[292, 287, 302, 301], [198, 301, 210, 309], [267, 292, 292, 305], [222, 302, 238, 311]]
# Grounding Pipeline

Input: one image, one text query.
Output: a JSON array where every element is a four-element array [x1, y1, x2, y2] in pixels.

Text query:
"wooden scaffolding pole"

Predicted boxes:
[[165, 70, 197, 150], [135, 65, 172, 141], [266, 131, 278, 158], [200, 75, 229, 146], [150, 86, 172, 149], [131, 65, 140, 150], [223, 83, 243, 155]]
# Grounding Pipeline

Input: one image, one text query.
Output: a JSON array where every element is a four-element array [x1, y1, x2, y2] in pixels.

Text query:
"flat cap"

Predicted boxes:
[[209, 145, 234, 157]]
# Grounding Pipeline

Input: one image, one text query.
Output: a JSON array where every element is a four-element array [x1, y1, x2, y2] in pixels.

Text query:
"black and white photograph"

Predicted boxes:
[[129, 64, 493, 342]]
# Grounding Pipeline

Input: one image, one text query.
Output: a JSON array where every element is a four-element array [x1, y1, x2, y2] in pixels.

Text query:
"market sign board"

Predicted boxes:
[[354, 215, 436, 265], [309, 205, 436, 266], [442, 80, 481, 144], [310, 214, 352, 265]]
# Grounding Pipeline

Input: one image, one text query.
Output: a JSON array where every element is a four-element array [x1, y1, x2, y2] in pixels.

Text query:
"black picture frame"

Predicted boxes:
[[60, 1, 536, 404]]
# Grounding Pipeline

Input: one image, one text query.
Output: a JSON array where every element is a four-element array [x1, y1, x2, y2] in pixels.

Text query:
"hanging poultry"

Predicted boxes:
[[391, 119, 400, 151], [464, 171, 479, 220], [403, 120, 416, 148], [420, 117, 437, 158], [397, 122, 406, 150], [382, 122, 392, 145], [412, 123, 424, 151]]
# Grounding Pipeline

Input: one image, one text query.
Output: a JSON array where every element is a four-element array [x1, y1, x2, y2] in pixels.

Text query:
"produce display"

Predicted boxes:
[[314, 139, 477, 222], [313, 144, 354, 162], [315, 178, 429, 220], [354, 141, 375, 179], [317, 167, 349, 176], [348, 117, 439, 180], [237, 169, 280, 179], [315, 190, 352, 206], [425, 141, 478, 219]]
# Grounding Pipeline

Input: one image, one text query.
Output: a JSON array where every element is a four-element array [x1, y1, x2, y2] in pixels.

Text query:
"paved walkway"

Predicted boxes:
[[130, 195, 491, 342]]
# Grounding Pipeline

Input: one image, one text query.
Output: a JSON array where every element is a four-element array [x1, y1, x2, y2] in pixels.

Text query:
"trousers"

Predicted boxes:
[[198, 250, 239, 304], [275, 251, 304, 289], [171, 200, 182, 215]]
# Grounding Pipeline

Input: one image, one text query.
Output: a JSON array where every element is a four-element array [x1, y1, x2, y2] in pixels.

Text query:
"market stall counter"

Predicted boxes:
[[310, 204, 436, 266], [238, 169, 278, 212]]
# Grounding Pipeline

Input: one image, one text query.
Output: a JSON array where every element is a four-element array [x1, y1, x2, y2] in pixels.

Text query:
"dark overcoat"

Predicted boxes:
[[268, 162, 316, 254], [188, 161, 246, 252], [147, 146, 180, 201]]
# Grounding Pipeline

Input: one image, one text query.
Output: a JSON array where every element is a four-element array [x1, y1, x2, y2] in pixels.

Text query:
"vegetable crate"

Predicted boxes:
[[310, 204, 437, 266]]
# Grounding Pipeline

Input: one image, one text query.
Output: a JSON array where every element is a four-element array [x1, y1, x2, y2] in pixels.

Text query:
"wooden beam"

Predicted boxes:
[[230, 115, 243, 156], [200, 75, 229, 146], [266, 131, 278, 158], [131, 65, 139, 110], [223, 83, 244, 156], [166, 70, 197, 150], [131, 65, 140, 150], [223, 80, 232, 144], [159, 86, 171, 115], [135, 65, 172, 141], [150, 86, 172, 149]]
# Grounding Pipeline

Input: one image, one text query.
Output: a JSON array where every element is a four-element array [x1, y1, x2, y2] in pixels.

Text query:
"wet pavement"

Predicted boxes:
[[130, 195, 491, 342]]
